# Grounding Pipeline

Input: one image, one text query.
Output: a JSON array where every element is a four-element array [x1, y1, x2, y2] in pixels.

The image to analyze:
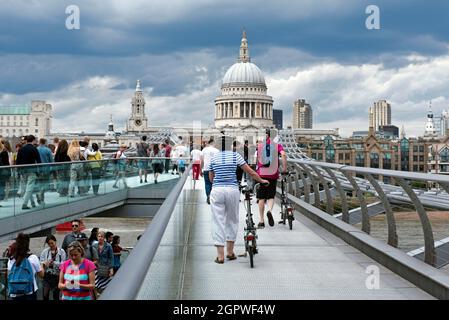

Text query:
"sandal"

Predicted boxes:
[[226, 254, 237, 260], [214, 257, 224, 264]]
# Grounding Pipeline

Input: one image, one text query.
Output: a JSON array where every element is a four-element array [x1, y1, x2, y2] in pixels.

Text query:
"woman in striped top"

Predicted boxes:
[[58, 241, 96, 300], [205, 135, 268, 264]]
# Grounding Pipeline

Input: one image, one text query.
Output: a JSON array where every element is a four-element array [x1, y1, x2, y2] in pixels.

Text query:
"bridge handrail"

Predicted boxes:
[[289, 158, 449, 183], [1, 157, 191, 170], [100, 163, 192, 300], [287, 158, 446, 267]]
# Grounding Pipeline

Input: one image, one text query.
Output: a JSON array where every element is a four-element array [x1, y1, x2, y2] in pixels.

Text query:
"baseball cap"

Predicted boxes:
[[76, 233, 88, 241]]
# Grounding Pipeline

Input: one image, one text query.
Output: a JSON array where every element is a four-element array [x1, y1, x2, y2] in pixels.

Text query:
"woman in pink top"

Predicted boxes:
[[59, 241, 96, 300]]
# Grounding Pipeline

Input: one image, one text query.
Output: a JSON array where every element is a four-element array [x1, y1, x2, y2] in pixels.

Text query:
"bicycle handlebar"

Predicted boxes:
[[242, 181, 269, 194]]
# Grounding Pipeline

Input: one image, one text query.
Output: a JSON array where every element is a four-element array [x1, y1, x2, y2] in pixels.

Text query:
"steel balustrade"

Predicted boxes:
[[284, 158, 449, 267]]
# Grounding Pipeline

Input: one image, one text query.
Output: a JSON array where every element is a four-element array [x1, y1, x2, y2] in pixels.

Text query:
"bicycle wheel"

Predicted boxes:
[[282, 207, 287, 225], [248, 246, 254, 268]]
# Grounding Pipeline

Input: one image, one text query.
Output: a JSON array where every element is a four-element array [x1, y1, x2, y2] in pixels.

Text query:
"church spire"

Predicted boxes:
[[400, 125, 406, 139], [136, 80, 142, 92], [238, 30, 250, 63], [108, 114, 114, 132], [425, 100, 437, 137]]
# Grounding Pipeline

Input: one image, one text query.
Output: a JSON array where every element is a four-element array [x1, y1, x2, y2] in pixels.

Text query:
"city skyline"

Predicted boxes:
[[1, 1, 449, 137]]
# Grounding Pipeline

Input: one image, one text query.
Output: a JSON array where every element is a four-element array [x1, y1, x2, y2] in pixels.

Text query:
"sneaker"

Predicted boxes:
[[145, 179, 147, 183], [140, 179, 143, 184], [155, 180, 158, 184], [112, 185, 118, 189], [267, 211, 274, 227], [257, 222, 265, 229], [22, 205, 30, 210], [207, 196, 210, 205]]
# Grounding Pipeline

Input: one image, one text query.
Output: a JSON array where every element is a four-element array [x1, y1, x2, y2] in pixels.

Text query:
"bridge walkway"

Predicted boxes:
[[137, 178, 433, 300]]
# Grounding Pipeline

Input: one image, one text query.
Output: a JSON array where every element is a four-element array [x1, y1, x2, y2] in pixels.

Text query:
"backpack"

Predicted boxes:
[[8, 257, 34, 295]]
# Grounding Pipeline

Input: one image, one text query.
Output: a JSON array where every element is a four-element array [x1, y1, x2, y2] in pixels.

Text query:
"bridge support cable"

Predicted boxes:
[[323, 167, 349, 223], [298, 163, 321, 208], [364, 173, 398, 248], [291, 165, 302, 199], [395, 178, 436, 267], [310, 166, 334, 215], [341, 170, 370, 234], [294, 163, 310, 204]]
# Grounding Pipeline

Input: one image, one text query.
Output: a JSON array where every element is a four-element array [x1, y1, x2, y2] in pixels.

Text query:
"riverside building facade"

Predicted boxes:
[[0, 100, 52, 138]]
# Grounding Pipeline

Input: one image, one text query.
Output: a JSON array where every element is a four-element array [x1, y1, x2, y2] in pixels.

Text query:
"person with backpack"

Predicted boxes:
[[7, 233, 45, 300], [39, 234, 66, 300], [255, 129, 287, 228]]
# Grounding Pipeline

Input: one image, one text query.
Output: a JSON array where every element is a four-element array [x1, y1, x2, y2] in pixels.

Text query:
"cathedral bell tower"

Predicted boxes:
[[127, 80, 149, 132]]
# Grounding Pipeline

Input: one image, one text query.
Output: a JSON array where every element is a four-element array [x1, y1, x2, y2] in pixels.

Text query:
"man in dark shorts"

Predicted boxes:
[[256, 129, 287, 228]]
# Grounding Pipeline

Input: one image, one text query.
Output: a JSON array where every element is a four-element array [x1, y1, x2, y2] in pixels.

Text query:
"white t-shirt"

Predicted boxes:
[[191, 149, 202, 164], [175, 145, 188, 158], [201, 146, 219, 171], [8, 255, 42, 296]]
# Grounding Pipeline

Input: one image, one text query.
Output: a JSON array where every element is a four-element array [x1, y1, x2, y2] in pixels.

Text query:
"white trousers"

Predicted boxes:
[[210, 186, 240, 246]]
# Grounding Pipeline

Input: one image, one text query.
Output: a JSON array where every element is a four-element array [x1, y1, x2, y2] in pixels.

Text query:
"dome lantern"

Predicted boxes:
[[238, 30, 250, 63]]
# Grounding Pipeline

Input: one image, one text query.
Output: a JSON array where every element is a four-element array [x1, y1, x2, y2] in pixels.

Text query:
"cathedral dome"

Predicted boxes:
[[222, 62, 266, 87]]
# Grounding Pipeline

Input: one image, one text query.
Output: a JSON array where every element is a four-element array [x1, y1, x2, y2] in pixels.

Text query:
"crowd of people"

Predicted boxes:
[[0, 134, 190, 209], [2, 220, 129, 300], [0, 135, 105, 209]]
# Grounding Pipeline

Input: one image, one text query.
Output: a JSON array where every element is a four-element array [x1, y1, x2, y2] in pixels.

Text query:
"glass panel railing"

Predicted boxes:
[[0, 157, 185, 222]]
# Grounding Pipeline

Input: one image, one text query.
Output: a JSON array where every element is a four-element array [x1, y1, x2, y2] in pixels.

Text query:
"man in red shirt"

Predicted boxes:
[[164, 139, 172, 173], [256, 129, 287, 228]]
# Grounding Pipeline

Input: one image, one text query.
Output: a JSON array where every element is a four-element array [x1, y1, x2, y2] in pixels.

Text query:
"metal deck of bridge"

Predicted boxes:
[[136, 178, 433, 300]]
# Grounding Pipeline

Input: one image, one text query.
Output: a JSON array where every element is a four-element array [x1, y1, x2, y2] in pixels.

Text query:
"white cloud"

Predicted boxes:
[[266, 53, 449, 137], [1, 48, 449, 139]]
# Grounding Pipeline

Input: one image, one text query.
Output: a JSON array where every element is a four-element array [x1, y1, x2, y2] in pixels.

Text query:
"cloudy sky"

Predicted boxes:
[[1, 0, 449, 137]]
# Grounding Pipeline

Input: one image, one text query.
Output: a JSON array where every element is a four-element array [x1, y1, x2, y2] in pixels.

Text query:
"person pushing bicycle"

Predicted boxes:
[[206, 133, 268, 264], [256, 128, 287, 228]]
